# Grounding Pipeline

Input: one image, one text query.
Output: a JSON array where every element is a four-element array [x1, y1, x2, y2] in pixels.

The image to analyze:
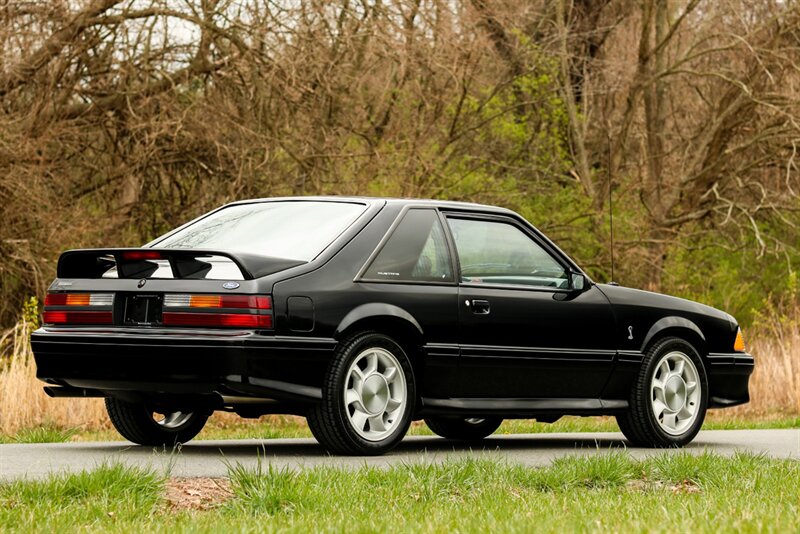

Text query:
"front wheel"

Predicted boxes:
[[105, 398, 208, 446], [425, 416, 503, 440], [616, 336, 708, 447], [307, 332, 415, 455]]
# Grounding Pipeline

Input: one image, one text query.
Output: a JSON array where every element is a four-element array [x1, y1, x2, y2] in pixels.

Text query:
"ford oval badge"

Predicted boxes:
[[223, 281, 240, 290]]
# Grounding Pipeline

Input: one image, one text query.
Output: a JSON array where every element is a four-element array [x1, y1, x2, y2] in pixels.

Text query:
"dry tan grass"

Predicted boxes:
[[731, 306, 800, 416], [1, 310, 797, 435], [0, 321, 109, 435]]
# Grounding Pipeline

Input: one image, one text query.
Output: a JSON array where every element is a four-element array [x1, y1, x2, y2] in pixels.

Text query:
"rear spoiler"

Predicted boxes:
[[57, 248, 306, 280]]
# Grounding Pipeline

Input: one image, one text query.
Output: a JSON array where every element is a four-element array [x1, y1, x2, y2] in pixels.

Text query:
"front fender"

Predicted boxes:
[[641, 316, 705, 353]]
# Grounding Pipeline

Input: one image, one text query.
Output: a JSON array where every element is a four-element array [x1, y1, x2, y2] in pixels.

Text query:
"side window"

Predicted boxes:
[[363, 209, 454, 282], [447, 218, 568, 289]]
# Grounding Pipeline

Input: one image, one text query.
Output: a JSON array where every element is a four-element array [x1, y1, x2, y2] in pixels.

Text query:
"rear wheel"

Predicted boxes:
[[307, 332, 415, 455], [425, 416, 503, 440], [105, 398, 208, 446], [616, 336, 708, 447]]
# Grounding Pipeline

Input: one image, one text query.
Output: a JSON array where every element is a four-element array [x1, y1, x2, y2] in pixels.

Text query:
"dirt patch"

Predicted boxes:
[[164, 477, 233, 511], [625, 478, 702, 494]]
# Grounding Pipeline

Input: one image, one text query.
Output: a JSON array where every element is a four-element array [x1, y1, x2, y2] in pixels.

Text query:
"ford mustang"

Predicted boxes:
[[31, 197, 754, 455]]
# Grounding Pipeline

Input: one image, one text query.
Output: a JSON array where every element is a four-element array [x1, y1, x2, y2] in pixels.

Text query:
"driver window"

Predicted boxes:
[[447, 218, 568, 288]]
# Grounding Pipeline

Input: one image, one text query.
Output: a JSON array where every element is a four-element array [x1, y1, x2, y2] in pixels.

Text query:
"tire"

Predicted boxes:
[[307, 332, 416, 455], [425, 416, 503, 440], [616, 336, 708, 447], [105, 398, 208, 446]]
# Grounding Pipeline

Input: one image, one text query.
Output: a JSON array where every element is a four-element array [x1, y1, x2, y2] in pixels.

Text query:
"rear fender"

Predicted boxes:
[[334, 303, 424, 341]]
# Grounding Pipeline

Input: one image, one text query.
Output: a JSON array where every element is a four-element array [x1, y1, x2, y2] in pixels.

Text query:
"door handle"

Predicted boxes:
[[469, 299, 490, 315]]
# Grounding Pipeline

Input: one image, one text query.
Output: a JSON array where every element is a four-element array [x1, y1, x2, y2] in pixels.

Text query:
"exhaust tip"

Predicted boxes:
[[43, 386, 105, 398]]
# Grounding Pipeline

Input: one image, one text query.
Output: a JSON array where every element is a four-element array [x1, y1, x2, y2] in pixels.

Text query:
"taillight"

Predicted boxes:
[[43, 292, 114, 325], [162, 294, 273, 329]]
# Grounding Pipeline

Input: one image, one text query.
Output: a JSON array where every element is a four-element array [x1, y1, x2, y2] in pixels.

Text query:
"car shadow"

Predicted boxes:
[[73, 434, 714, 458], [169, 435, 642, 458]]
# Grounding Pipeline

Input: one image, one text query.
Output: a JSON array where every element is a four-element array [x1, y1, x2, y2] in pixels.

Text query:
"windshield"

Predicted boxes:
[[154, 201, 367, 261]]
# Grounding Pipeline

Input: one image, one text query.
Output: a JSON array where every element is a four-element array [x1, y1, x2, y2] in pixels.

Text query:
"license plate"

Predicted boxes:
[[123, 294, 163, 326]]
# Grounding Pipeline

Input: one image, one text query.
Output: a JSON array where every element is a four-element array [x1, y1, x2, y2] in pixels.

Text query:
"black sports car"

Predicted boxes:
[[32, 197, 753, 455]]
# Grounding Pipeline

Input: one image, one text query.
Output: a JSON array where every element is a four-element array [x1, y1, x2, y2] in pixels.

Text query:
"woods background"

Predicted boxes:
[[1, 0, 799, 328]]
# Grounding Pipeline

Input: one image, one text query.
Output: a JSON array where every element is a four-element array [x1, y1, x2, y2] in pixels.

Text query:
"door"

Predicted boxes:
[[445, 215, 617, 399]]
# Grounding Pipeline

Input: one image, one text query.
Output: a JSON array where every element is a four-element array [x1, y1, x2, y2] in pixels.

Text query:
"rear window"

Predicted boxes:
[[154, 201, 367, 261]]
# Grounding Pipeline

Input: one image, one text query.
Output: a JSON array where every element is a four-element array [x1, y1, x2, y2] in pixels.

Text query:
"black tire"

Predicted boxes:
[[105, 398, 208, 446], [307, 332, 416, 455], [425, 416, 503, 440], [616, 336, 708, 447]]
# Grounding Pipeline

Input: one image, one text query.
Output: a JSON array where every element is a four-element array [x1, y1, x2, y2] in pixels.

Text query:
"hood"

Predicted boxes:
[[596, 283, 735, 324]]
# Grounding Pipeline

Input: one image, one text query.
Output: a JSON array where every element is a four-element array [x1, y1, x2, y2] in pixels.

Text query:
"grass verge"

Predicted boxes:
[[1, 453, 798, 532], [59, 411, 800, 444]]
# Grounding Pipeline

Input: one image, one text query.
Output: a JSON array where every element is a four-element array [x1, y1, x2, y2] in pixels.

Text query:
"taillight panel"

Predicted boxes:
[[161, 293, 273, 329], [43, 292, 114, 325], [43, 291, 272, 329]]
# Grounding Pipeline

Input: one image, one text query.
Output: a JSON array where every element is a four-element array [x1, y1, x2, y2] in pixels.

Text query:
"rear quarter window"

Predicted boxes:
[[362, 209, 453, 283]]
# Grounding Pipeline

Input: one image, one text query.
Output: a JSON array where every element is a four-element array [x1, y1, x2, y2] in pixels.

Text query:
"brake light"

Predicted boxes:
[[162, 294, 272, 329], [43, 311, 113, 325], [43, 292, 114, 325], [162, 312, 272, 328], [121, 250, 162, 261]]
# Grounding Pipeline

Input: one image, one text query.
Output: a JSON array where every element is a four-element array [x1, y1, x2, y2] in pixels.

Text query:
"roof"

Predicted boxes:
[[225, 195, 517, 215]]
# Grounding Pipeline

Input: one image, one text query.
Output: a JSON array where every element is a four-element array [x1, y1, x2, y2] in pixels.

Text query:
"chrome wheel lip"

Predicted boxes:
[[650, 350, 701, 436], [343, 347, 407, 442], [154, 411, 193, 429]]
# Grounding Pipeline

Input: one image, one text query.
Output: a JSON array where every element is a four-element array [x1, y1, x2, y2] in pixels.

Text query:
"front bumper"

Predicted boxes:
[[706, 352, 755, 408], [31, 326, 336, 402]]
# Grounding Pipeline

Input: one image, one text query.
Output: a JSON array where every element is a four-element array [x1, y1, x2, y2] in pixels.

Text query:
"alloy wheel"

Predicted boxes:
[[343, 347, 407, 441], [650, 351, 701, 435], [153, 411, 193, 429]]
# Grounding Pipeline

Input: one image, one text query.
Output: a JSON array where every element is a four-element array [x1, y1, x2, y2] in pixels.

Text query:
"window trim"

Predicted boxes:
[[442, 212, 576, 293], [354, 206, 458, 286]]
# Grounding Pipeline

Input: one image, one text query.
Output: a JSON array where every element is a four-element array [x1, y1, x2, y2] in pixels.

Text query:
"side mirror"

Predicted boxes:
[[571, 272, 587, 291]]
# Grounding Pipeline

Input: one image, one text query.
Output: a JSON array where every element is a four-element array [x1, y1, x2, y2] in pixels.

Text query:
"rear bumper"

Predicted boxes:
[[706, 352, 755, 408], [31, 326, 336, 402]]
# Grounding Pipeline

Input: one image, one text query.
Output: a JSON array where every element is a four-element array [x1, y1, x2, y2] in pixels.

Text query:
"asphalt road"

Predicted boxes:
[[1, 429, 797, 480]]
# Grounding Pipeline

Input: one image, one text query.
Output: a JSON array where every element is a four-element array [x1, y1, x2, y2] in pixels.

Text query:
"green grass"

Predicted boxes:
[[2, 412, 797, 444], [1, 453, 798, 532], [0, 463, 163, 531], [10, 423, 78, 444], [60, 412, 800, 444]]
